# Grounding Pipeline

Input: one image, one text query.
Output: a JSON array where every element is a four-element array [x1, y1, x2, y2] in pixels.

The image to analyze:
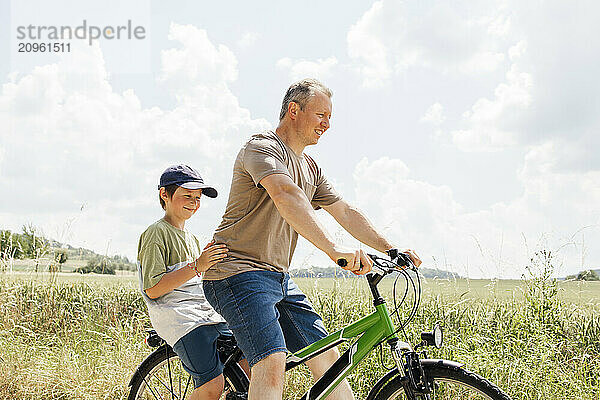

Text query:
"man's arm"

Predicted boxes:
[[260, 173, 372, 274], [322, 199, 393, 253], [323, 199, 423, 268]]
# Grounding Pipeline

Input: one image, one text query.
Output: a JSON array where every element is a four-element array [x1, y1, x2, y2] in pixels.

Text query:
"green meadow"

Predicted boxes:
[[0, 272, 598, 399]]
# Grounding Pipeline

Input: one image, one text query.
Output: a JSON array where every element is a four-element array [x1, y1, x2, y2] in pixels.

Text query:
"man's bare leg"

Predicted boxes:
[[305, 348, 355, 400], [248, 352, 286, 400]]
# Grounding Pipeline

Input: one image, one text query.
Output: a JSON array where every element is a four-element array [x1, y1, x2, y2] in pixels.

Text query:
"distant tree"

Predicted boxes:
[[576, 270, 600, 281], [1, 230, 22, 260], [21, 224, 49, 271], [54, 250, 69, 272], [1, 230, 21, 271]]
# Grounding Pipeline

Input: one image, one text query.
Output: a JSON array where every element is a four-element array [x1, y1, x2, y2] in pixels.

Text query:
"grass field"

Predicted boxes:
[[0, 271, 598, 399], [3, 257, 124, 273]]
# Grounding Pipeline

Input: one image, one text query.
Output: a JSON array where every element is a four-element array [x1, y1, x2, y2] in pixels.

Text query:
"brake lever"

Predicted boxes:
[[337, 256, 391, 276], [369, 264, 389, 276]]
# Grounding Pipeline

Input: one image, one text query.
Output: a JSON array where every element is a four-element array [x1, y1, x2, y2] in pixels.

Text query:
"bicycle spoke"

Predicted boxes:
[[384, 377, 501, 400], [166, 349, 174, 400], [147, 372, 182, 399], [432, 379, 493, 399], [142, 374, 167, 400], [181, 375, 191, 399]]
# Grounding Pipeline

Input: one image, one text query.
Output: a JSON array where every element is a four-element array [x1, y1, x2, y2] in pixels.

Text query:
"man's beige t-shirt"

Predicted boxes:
[[203, 131, 341, 280]]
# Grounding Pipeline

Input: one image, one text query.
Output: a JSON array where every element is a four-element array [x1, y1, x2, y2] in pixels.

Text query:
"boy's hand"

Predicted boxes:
[[191, 242, 228, 272]]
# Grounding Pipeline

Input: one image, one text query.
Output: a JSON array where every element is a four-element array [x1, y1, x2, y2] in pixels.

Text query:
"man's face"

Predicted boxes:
[[295, 91, 332, 146], [163, 186, 203, 220]]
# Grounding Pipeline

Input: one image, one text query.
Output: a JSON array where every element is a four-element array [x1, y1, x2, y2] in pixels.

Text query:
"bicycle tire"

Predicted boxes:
[[128, 345, 248, 400], [373, 360, 511, 400]]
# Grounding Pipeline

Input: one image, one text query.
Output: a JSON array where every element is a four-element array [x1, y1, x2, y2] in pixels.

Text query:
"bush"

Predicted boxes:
[[577, 270, 600, 281], [75, 257, 115, 275]]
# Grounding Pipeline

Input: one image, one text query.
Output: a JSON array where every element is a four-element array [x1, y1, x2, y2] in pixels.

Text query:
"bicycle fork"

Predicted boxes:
[[388, 338, 433, 399]]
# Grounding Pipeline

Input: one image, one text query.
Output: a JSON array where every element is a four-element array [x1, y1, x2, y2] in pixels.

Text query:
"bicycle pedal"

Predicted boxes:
[[225, 392, 248, 400]]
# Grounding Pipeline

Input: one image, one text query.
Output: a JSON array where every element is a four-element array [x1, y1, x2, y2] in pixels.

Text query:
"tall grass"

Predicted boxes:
[[0, 273, 598, 399]]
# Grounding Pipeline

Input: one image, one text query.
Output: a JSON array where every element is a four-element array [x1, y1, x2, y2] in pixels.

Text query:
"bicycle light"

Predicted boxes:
[[421, 324, 443, 348], [145, 330, 164, 348]]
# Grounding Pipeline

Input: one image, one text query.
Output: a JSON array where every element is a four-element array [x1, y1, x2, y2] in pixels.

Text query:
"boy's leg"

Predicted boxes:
[[189, 375, 224, 400], [277, 276, 355, 400], [203, 271, 290, 400], [171, 323, 228, 400]]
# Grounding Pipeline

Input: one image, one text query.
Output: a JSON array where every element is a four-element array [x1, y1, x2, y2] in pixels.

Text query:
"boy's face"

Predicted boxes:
[[162, 186, 203, 220]]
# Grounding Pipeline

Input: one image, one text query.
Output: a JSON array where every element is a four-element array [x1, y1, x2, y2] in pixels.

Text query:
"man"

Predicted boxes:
[[203, 79, 421, 400]]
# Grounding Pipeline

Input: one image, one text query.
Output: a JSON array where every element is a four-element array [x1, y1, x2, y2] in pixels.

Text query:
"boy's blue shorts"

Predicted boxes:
[[203, 270, 329, 368], [172, 322, 231, 389]]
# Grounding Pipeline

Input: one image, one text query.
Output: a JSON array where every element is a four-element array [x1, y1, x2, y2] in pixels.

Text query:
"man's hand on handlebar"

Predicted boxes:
[[331, 247, 373, 275], [387, 248, 422, 268]]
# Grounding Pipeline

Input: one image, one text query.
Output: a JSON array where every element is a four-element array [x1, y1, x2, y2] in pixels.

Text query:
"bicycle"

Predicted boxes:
[[128, 251, 512, 400]]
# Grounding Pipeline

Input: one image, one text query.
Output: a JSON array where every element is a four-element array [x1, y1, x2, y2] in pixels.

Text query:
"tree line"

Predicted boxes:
[[0, 225, 136, 274]]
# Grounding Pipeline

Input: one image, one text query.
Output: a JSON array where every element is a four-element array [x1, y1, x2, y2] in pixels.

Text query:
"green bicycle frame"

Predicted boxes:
[[285, 274, 400, 400]]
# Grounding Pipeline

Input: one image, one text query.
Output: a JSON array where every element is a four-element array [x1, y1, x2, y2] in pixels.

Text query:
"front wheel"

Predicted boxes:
[[374, 360, 511, 400]]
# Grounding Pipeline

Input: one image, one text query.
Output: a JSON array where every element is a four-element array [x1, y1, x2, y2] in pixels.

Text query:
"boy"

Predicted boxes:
[[137, 164, 230, 399]]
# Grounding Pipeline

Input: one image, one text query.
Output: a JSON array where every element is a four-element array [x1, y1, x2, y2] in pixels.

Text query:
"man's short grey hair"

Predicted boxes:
[[279, 78, 333, 121]]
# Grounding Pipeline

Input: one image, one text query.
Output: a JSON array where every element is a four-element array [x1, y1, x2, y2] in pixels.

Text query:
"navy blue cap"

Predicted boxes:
[[158, 164, 218, 198]]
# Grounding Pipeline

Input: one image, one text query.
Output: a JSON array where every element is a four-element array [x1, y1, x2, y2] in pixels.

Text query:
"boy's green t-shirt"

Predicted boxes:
[[138, 218, 202, 290], [137, 218, 225, 346]]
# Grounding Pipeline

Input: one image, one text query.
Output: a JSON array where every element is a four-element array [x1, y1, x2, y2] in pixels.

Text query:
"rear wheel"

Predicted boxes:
[[374, 362, 511, 400], [128, 345, 248, 400]]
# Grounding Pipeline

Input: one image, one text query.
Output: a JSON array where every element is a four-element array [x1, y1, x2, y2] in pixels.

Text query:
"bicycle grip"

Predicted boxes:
[[337, 259, 348, 267]]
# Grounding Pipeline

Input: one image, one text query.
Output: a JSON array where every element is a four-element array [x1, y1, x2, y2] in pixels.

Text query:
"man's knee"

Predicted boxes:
[[251, 351, 286, 387], [306, 347, 339, 378]]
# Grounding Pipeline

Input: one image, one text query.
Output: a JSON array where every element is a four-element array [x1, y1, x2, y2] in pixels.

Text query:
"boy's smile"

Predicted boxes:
[[162, 186, 203, 229]]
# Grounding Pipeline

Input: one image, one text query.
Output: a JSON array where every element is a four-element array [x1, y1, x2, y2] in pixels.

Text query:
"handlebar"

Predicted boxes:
[[338, 251, 422, 339], [336, 258, 350, 268], [336, 252, 413, 275]]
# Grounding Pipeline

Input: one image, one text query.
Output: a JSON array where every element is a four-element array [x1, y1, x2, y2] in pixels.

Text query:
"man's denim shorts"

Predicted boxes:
[[172, 322, 231, 388], [203, 270, 328, 368]]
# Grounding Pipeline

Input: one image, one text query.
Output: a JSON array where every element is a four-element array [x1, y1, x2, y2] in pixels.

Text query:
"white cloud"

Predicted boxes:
[[237, 32, 259, 48], [420, 102, 445, 126], [486, 13, 511, 37], [508, 40, 526, 61], [349, 156, 600, 278], [0, 24, 270, 259], [160, 23, 238, 91], [346, 1, 392, 88], [347, 0, 510, 87], [276, 56, 338, 81], [450, 63, 532, 152], [460, 51, 505, 74]]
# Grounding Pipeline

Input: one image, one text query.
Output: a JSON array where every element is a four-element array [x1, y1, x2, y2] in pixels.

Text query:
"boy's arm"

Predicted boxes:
[[144, 242, 228, 299], [144, 267, 197, 299]]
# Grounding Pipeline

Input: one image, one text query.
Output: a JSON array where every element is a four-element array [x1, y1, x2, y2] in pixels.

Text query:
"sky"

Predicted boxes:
[[1, 0, 599, 278]]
